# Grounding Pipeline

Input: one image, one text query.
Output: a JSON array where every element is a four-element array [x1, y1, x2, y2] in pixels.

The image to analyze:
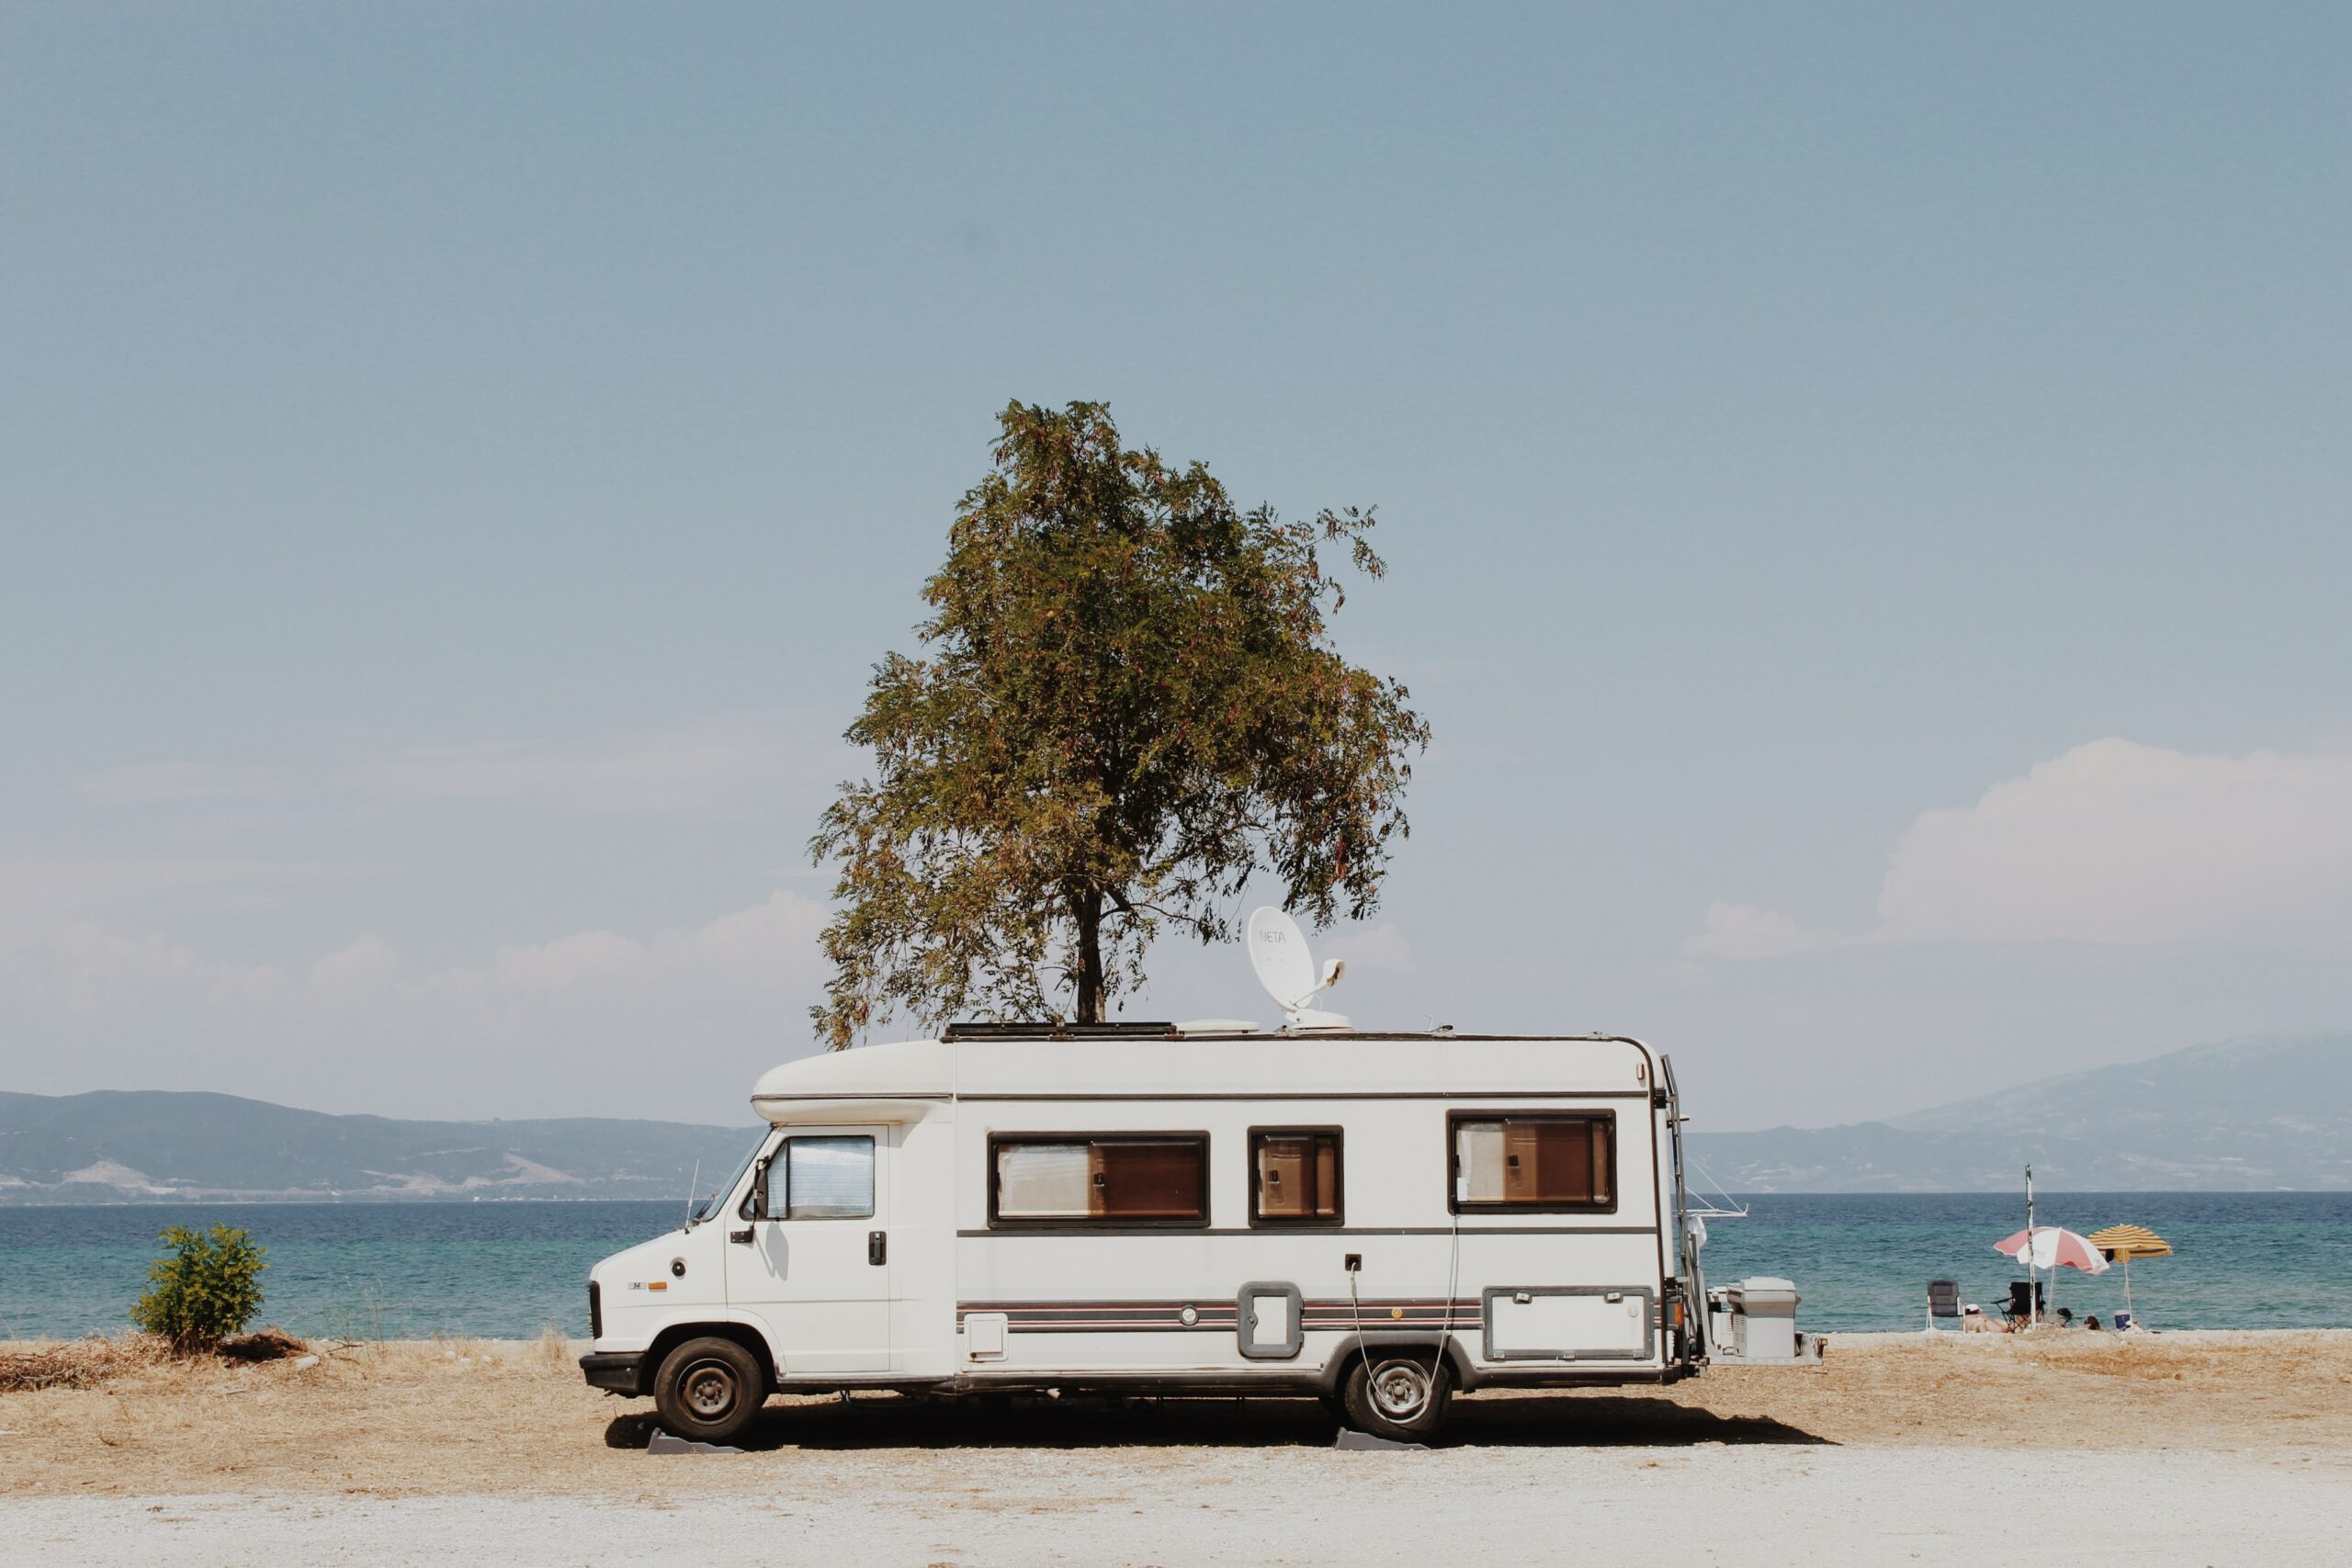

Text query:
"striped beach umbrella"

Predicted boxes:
[[1993, 1226, 2109, 1274], [2088, 1224, 2172, 1324], [2089, 1224, 2172, 1260]]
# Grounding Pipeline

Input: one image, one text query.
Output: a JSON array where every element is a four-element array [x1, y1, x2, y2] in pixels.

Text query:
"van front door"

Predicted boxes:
[[726, 1125, 893, 1376]]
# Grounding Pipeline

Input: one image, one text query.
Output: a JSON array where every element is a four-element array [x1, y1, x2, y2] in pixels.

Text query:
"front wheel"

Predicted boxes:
[[1340, 1351, 1452, 1443], [652, 1337, 767, 1446]]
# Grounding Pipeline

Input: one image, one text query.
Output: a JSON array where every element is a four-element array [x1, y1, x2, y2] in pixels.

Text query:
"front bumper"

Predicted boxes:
[[579, 1350, 649, 1397]]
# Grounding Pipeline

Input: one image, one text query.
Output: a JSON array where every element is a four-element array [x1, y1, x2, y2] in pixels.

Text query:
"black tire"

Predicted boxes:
[[651, 1336, 767, 1446], [1340, 1350, 1452, 1442]]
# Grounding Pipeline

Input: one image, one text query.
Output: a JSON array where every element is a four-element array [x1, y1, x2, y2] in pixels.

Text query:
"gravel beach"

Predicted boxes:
[[6, 1330, 2346, 1565], [8, 1445, 2346, 1568]]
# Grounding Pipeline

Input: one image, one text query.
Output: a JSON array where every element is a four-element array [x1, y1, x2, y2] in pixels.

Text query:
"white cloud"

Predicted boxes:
[[76, 711, 857, 818], [427, 891, 831, 1011], [6, 893, 828, 1024], [473, 929, 654, 1004], [514, 893, 817, 1001], [0, 855, 313, 947], [1877, 739, 2352, 947], [310, 935, 399, 1006], [1685, 900, 1810, 960], [37, 922, 294, 1012], [1686, 739, 2352, 960]]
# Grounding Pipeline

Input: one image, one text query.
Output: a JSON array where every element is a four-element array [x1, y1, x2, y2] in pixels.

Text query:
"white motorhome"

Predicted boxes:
[[581, 998, 1811, 1444]]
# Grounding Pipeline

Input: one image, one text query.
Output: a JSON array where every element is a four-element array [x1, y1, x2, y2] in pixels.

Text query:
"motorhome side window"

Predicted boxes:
[[1449, 1112, 1615, 1213], [1250, 1129, 1341, 1224], [989, 1135, 1209, 1225], [760, 1134, 876, 1220]]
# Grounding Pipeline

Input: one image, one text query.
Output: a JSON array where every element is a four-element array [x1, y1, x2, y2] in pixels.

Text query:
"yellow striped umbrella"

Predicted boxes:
[[2088, 1224, 2172, 1322], [2089, 1224, 2172, 1260]]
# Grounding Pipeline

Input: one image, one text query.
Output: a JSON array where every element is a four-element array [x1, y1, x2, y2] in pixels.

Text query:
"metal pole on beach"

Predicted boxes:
[[2025, 1165, 2036, 1327]]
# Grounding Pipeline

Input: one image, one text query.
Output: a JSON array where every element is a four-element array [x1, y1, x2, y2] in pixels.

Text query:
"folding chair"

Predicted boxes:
[[1926, 1278, 1961, 1332]]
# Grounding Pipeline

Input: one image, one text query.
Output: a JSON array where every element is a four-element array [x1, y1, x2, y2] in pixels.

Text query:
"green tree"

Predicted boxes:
[[130, 1224, 266, 1352], [810, 400, 1430, 1046]]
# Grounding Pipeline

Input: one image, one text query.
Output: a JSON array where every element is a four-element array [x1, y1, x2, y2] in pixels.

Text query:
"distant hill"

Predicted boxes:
[[0, 1090, 761, 1204], [8, 1033, 2346, 1201], [1687, 1034, 2352, 1191]]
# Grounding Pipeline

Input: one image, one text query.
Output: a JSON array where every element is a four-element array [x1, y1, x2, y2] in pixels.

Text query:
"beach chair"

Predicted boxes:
[[2003, 1280, 2044, 1325], [1926, 1278, 1961, 1332]]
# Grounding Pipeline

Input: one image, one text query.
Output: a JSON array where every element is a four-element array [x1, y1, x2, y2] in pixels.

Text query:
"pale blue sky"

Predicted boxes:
[[6, 5, 2348, 1127]]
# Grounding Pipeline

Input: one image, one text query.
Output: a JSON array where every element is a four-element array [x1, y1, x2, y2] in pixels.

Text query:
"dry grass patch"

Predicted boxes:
[[0, 1336, 173, 1393], [0, 1325, 318, 1394]]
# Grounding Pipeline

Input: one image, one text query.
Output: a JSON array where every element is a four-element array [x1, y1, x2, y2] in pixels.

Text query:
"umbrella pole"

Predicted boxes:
[[2025, 1166, 2037, 1327], [2124, 1255, 2133, 1320]]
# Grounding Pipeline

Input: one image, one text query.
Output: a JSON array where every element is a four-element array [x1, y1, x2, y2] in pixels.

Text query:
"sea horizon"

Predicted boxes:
[[7, 1190, 2344, 1342]]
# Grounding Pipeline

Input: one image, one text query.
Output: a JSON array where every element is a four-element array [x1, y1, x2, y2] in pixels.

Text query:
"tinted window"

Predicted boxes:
[[1451, 1114, 1614, 1211], [991, 1136, 1209, 1224], [1251, 1130, 1341, 1224]]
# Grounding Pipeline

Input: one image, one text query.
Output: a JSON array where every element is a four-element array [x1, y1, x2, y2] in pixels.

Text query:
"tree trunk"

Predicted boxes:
[[1074, 887, 1106, 1023]]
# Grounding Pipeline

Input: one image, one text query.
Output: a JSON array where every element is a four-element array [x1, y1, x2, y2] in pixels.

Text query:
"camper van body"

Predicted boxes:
[[580, 1024, 1733, 1441]]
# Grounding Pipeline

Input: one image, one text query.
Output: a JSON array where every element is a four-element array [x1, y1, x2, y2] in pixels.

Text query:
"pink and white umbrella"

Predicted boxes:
[[1993, 1226, 2111, 1275]]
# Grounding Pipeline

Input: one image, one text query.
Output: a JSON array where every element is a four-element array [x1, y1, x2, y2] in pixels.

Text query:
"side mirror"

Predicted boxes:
[[742, 1156, 773, 1221]]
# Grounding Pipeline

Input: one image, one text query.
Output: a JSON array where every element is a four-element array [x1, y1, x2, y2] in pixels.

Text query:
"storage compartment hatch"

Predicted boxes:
[[964, 1312, 1007, 1360], [1483, 1286, 1654, 1362]]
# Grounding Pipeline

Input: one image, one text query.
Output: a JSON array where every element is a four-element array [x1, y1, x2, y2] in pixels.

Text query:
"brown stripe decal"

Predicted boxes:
[[958, 1299, 1486, 1333]]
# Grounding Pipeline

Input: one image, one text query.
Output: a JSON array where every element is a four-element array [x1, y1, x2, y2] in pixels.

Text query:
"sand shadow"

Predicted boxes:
[[605, 1391, 1828, 1452], [1447, 1392, 1831, 1447]]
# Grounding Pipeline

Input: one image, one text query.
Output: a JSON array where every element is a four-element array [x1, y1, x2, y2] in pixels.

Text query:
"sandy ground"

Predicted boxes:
[[5, 1330, 2349, 1564]]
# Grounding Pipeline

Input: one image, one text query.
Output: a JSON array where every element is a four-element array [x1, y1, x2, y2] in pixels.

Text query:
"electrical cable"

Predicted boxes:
[[1345, 1266, 1371, 1420], [1401, 1188, 1463, 1426], [1347, 1149, 1465, 1433]]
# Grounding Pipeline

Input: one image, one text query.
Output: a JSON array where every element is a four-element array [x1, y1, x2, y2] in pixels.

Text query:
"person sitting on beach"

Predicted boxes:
[[2055, 1307, 2075, 1326], [1961, 1304, 2002, 1333], [2086, 1315, 2102, 1331]]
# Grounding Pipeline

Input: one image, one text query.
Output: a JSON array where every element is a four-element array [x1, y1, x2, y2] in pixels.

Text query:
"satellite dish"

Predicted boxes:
[[1246, 907, 1351, 1032]]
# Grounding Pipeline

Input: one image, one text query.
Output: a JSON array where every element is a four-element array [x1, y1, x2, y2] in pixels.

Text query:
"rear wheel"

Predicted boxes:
[[1340, 1351, 1452, 1443], [652, 1337, 766, 1445]]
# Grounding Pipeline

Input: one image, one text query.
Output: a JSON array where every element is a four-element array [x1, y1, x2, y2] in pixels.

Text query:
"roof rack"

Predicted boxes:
[[942, 1021, 1178, 1042]]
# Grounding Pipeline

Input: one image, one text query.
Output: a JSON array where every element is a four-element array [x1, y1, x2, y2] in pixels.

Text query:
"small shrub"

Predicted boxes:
[[130, 1224, 266, 1352]]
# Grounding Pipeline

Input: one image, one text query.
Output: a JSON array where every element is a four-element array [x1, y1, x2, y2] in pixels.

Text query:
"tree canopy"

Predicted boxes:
[[809, 400, 1430, 1047]]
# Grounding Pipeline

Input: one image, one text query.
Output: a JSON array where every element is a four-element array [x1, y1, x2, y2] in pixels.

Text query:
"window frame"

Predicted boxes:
[[1246, 1124, 1345, 1228], [986, 1131, 1214, 1230], [1445, 1110, 1620, 1216], [743, 1132, 876, 1222]]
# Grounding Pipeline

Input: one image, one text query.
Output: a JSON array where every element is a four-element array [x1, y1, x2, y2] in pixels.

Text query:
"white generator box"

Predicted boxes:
[[1721, 1277, 1802, 1361]]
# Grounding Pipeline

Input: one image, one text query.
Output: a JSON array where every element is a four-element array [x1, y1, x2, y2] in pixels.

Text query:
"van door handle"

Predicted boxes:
[[868, 1230, 887, 1266], [729, 1228, 753, 1245]]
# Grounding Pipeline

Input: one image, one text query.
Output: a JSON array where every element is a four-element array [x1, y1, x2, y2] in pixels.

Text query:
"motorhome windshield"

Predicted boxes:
[[690, 1134, 767, 1225]]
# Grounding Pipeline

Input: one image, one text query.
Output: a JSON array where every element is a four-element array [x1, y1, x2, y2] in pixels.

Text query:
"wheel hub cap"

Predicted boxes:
[[684, 1363, 737, 1417], [1369, 1360, 1430, 1420]]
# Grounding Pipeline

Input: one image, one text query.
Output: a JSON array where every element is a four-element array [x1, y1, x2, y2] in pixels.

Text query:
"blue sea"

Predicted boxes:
[[1, 1193, 2345, 1341]]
